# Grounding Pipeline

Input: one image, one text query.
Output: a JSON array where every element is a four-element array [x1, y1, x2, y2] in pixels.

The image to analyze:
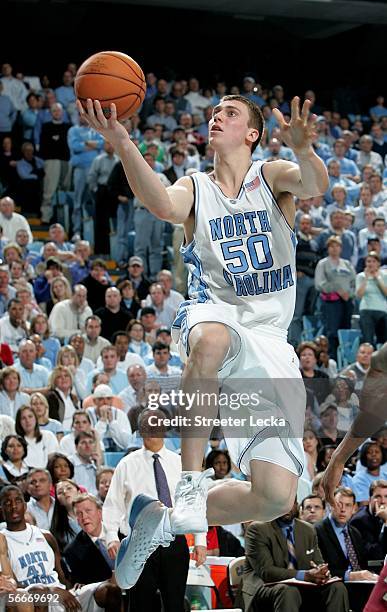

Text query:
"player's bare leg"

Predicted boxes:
[[171, 322, 231, 533], [206, 460, 298, 524]]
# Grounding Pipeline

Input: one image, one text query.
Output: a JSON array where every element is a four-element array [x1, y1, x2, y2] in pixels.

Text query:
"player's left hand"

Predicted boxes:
[[192, 545, 207, 567], [272, 97, 317, 156]]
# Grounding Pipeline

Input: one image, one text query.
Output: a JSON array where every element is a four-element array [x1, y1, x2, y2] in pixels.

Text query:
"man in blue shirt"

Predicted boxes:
[[315, 486, 378, 612]]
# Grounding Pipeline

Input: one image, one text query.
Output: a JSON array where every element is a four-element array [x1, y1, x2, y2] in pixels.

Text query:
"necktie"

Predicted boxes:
[[95, 538, 115, 570], [153, 453, 172, 507], [342, 527, 361, 571], [286, 527, 298, 569]]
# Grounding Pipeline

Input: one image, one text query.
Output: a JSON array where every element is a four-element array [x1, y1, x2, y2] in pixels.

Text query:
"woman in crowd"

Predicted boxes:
[[302, 428, 322, 482], [324, 375, 359, 432], [0, 367, 30, 418], [56, 346, 87, 401], [297, 341, 331, 404], [205, 449, 232, 480], [47, 452, 75, 487], [356, 251, 387, 345], [46, 275, 72, 316], [117, 280, 141, 318], [127, 319, 152, 358], [353, 441, 387, 505], [3, 243, 34, 280], [314, 235, 356, 359], [15, 405, 59, 468], [30, 313, 60, 367], [59, 410, 104, 463], [30, 392, 64, 441], [0, 434, 29, 484], [51, 479, 82, 552], [46, 365, 80, 431]]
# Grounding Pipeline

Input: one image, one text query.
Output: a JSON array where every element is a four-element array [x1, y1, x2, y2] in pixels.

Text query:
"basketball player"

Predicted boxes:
[[322, 343, 387, 504], [0, 485, 121, 611], [77, 94, 329, 588]]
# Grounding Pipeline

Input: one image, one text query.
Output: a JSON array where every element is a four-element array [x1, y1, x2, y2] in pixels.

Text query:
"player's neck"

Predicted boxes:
[[213, 150, 252, 196]]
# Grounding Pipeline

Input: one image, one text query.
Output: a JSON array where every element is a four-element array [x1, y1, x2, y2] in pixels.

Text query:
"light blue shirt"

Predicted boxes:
[[69, 453, 98, 496], [353, 467, 387, 502], [26, 496, 55, 530], [14, 363, 49, 390], [328, 515, 352, 581], [0, 390, 30, 418], [86, 368, 128, 395]]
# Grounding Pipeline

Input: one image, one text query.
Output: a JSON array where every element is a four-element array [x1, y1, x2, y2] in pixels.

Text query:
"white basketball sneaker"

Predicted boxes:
[[115, 494, 174, 589], [170, 468, 214, 534]]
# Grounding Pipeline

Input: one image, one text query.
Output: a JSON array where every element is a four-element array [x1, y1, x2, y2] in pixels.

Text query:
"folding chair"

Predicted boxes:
[[227, 556, 246, 604]]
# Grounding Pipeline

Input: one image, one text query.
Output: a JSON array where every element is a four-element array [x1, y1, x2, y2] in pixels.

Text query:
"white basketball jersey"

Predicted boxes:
[[174, 161, 296, 332], [2, 525, 60, 587]]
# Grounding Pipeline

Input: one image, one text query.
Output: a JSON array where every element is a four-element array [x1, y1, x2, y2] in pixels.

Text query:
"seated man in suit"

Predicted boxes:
[[315, 486, 378, 612], [350, 478, 387, 563], [63, 492, 124, 611], [299, 494, 326, 525], [238, 499, 349, 612]]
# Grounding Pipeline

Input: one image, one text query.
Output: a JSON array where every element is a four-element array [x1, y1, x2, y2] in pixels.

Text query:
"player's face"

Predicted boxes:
[[208, 101, 254, 152], [1, 489, 26, 525]]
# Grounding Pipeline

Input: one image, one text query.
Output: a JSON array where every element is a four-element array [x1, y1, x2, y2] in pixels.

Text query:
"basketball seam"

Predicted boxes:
[[78, 92, 141, 102], [101, 52, 144, 83], [76, 72, 145, 92]]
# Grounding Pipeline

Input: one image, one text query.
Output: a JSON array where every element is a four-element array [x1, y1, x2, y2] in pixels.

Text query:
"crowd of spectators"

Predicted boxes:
[[0, 60, 386, 610]]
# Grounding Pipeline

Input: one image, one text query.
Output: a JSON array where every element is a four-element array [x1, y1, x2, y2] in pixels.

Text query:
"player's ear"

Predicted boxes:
[[246, 128, 259, 148]]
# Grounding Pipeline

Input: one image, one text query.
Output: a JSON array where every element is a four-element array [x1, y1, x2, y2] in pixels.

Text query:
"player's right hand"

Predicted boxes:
[[76, 100, 130, 149], [108, 540, 120, 560]]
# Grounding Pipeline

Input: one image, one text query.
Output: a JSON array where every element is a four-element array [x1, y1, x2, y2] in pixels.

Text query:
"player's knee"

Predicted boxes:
[[188, 324, 231, 373], [251, 481, 296, 521]]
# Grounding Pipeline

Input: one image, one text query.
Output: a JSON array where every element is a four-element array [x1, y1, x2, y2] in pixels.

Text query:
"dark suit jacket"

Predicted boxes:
[[47, 389, 79, 423], [163, 166, 178, 185], [315, 516, 367, 579], [63, 530, 112, 585], [350, 505, 387, 562], [240, 519, 324, 612]]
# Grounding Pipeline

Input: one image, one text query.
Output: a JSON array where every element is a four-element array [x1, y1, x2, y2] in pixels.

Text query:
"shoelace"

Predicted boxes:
[[176, 468, 215, 506]]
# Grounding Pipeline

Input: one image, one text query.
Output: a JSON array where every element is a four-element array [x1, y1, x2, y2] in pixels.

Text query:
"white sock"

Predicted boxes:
[[181, 470, 202, 477]]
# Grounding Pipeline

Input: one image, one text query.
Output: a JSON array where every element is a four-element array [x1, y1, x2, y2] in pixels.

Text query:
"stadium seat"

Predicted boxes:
[[337, 329, 361, 369], [104, 451, 125, 467], [301, 315, 324, 342]]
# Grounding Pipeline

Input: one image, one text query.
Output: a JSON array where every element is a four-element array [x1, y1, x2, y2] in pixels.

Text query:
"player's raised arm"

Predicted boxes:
[[76, 99, 194, 224], [322, 346, 387, 504], [266, 97, 329, 199]]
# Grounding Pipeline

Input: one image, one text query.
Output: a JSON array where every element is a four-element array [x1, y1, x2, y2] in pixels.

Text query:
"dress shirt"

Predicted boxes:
[[328, 515, 352, 581], [0, 212, 33, 243], [14, 363, 49, 390], [103, 445, 206, 547], [86, 368, 127, 395], [145, 364, 181, 394], [26, 496, 55, 530], [69, 453, 98, 496]]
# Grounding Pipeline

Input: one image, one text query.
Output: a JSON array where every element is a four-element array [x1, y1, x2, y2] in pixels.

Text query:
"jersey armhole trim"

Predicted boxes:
[[260, 163, 296, 233], [182, 174, 197, 249]]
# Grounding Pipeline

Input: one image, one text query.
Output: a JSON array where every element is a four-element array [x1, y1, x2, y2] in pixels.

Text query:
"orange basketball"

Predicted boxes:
[[75, 51, 146, 120]]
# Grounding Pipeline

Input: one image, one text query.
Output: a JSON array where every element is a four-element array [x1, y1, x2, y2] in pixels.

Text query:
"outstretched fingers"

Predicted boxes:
[[300, 98, 312, 123], [291, 96, 301, 122], [272, 107, 287, 128]]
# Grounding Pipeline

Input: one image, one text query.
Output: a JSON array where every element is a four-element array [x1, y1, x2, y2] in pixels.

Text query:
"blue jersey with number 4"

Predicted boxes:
[[175, 161, 297, 331]]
